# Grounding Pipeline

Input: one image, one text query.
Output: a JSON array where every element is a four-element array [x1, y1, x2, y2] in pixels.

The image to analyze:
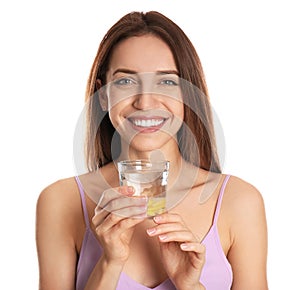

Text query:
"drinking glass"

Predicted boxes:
[[117, 160, 169, 217]]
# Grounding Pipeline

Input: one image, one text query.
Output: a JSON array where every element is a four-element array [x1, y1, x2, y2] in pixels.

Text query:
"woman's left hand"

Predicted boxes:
[[146, 213, 206, 290]]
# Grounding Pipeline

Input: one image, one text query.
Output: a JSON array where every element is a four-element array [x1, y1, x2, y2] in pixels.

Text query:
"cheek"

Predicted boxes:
[[108, 103, 134, 138], [164, 102, 184, 136], [108, 105, 121, 129], [168, 99, 184, 121], [178, 106, 184, 121]]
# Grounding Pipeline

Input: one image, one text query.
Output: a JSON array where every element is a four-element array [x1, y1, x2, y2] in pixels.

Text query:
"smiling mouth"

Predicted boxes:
[[128, 117, 167, 130], [130, 118, 164, 127]]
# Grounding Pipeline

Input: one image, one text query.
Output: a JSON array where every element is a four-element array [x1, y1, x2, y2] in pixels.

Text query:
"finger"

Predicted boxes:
[[104, 195, 147, 213], [92, 207, 110, 226], [180, 243, 206, 269], [95, 211, 126, 234], [93, 200, 147, 227], [96, 211, 146, 234], [95, 215, 146, 247], [180, 242, 206, 255], [117, 214, 147, 230], [111, 203, 148, 218], [153, 212, 184, 225], [118, 186, 135, 195], [95, 189, 121, 212], [95, 193, 147, 216], [96, 186, 135, 210], [157, 230, 195, 243], [146, 222, 185, 237]]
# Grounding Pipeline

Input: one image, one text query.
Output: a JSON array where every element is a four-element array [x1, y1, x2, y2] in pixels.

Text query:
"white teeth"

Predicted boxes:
[[132, 119, 164, 127]]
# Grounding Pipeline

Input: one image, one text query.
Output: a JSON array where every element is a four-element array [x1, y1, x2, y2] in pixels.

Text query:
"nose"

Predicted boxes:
[[132, 74, 161, 110], [133, 91, 160, 110]]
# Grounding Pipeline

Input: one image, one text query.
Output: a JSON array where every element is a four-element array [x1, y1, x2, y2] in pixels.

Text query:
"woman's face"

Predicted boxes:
[[104, 34, 184, 154]]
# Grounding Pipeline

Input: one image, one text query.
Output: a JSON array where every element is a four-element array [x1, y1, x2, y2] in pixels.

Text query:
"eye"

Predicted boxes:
[[162, 80, 178, 86], [157, 73, 179, 86], [113, 77, 137, 86], [159, 79, 178, 86]]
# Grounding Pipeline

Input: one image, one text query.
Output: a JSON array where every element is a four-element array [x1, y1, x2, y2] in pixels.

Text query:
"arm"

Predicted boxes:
[[85, 186, 148, 289], [36, 180, 135, 290], [226, 177, 268, 289], [36, 180, 79, 290]]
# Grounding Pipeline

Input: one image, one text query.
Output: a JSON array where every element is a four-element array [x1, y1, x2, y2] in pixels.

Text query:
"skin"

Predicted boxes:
[[36, 35, 268, 290]]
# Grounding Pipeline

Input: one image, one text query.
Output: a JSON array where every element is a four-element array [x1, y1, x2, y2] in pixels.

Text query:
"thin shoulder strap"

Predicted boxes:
[[74, 176, 90, 229], [213, 175, 231, 225]]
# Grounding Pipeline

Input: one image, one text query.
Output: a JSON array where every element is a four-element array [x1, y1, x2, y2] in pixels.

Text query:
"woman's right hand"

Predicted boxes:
[[92, 186, 147, 266]]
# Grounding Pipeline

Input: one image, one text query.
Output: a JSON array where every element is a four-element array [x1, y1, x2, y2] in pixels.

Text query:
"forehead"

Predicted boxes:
[[107, 35, 177, 75]]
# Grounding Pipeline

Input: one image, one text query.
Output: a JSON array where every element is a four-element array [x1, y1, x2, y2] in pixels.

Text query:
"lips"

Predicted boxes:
[[130, 118, 165, 127], [128, 117, 167, 132]]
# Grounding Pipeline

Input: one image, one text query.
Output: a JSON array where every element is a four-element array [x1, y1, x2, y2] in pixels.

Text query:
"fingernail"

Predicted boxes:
[[180, 243, 189, 250], [159, 234, 167, 241], [153, 215, 162, 223], [127, 186, 135, 193], [146, 228, 156, 236]]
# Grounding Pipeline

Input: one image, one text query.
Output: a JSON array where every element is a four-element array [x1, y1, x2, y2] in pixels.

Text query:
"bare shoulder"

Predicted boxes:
[[37, 177, 80, 211], [36, 177, 83, 237], [223, 175, 265, 212], [222, 175, 267, 240], [36, 177, 86, 289], [221, 176, 268, 288]]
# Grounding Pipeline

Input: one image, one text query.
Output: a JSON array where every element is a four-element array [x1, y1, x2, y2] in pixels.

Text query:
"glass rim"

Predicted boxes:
[[117, 160, 170, 172], [117, 159, 169, 166]]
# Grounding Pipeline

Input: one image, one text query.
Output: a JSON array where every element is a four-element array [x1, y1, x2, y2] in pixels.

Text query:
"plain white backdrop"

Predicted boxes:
[[1, 0, 299, 288]]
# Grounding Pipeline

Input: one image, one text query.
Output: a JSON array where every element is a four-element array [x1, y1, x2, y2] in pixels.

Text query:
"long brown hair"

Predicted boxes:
[[85, 11, 221, 173]]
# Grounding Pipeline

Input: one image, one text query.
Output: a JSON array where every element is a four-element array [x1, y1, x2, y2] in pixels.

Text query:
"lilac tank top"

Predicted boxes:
[[75, 175, 233, 290]]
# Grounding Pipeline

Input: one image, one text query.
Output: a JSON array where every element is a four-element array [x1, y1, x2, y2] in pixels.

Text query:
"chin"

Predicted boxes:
[[126, 134, 177, 154]]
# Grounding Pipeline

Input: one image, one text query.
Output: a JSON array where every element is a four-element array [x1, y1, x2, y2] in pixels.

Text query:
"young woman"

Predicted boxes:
[[36, 11, 268, 290]]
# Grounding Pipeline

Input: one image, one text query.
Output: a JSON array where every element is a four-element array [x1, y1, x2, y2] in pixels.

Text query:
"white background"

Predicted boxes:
[[1, 0, 299, 289]]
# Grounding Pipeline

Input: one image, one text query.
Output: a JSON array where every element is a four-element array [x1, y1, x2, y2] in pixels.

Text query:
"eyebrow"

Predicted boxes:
[[112, 68, 179, 76]]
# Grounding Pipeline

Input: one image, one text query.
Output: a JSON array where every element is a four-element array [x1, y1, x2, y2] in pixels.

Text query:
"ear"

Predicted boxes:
[[96, 79, 108, 111]]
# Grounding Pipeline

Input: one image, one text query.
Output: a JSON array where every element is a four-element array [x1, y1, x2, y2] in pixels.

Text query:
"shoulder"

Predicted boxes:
[[223, 175, 265, 212], [36, 177, 83, 234], [221, 175, 268, 287], [37, 177, 80, 210], [222, 175, 267, 240], [36, 177, 85, 289]]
